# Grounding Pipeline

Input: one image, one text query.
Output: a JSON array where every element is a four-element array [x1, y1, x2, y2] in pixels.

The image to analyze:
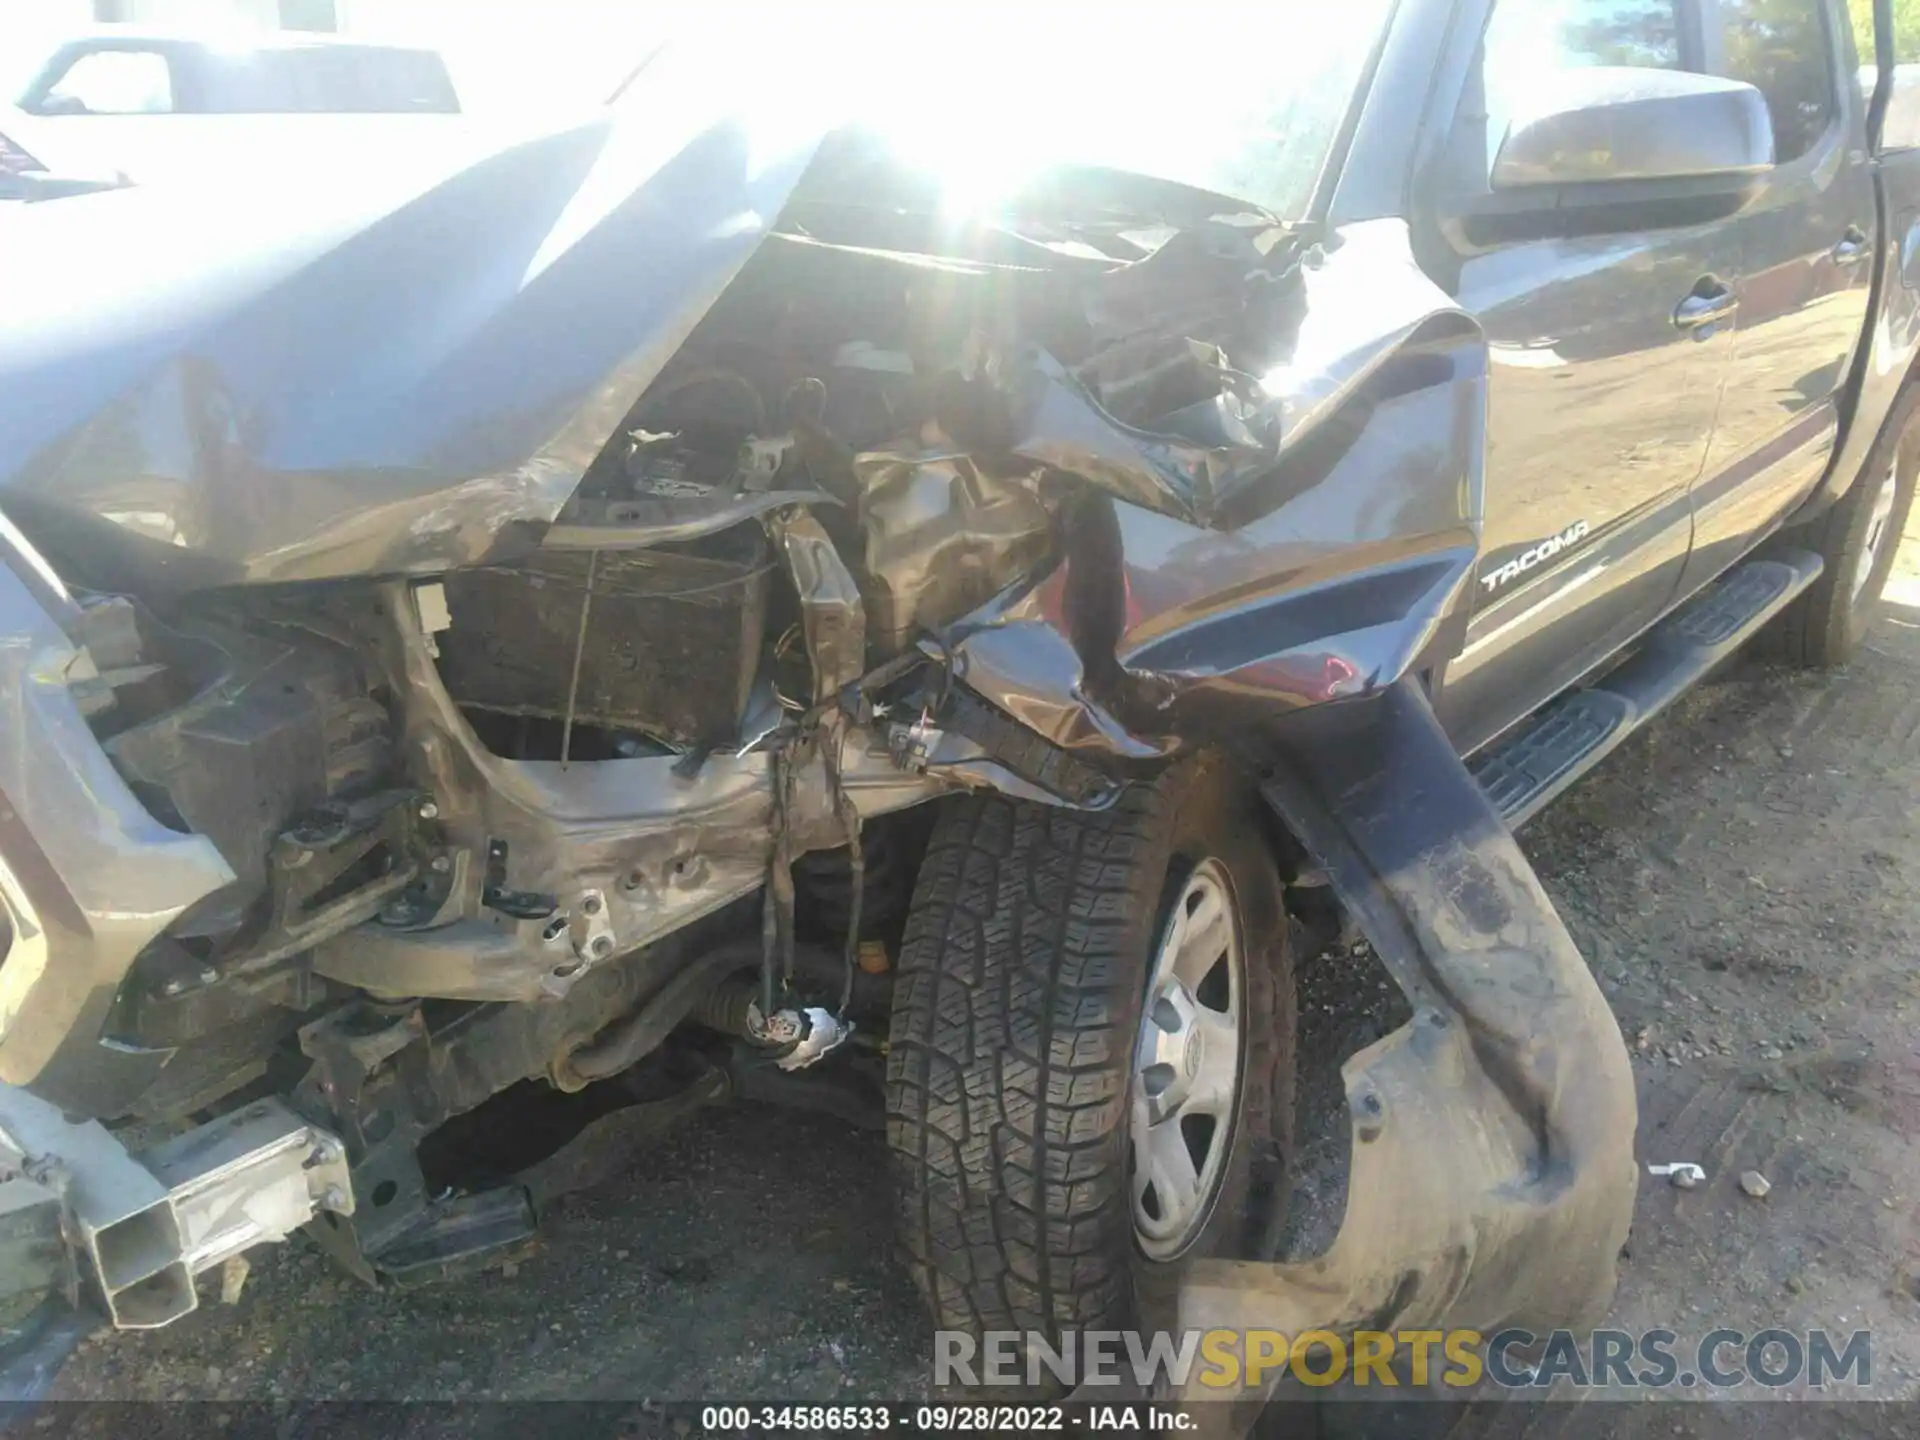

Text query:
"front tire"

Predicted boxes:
[[884, 756, 1294, 1350]]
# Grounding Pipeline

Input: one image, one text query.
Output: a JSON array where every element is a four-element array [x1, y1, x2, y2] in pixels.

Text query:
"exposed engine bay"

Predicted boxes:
[[0, 114, 1490, 1317]]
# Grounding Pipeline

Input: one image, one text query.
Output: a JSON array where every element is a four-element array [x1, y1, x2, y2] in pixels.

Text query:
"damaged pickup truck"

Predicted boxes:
[[2, 0, 1917, 1406]]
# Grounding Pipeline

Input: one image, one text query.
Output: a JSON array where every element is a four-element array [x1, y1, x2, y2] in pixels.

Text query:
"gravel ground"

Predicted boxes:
[[46, 519, 1920, 1433]]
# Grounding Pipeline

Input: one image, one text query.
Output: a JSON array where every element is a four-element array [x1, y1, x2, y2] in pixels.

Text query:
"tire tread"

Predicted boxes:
[[885, 785, 1170, 1338]]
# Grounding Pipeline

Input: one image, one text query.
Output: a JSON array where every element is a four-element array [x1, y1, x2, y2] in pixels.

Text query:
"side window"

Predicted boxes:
[[196, 50, 458, 114], [370, 54, 459, 113], [37, 50, 174, 115], [1483, 0, 1683, 131], [1719, 0, 1837, 162], [1848, 0, 1920, 149], [195, 53, 299, 113], [292, 52, 368, 112]]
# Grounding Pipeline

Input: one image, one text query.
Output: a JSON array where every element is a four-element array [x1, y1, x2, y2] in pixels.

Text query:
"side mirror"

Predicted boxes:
[[1493, 67, 1775, 189]]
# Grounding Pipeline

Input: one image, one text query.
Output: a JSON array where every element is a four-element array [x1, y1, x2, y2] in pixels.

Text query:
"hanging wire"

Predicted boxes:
[[558, 550, 601, 770]]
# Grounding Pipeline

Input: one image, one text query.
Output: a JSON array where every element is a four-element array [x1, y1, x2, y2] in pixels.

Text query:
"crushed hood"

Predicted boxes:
[[0, 37, 827, 594]]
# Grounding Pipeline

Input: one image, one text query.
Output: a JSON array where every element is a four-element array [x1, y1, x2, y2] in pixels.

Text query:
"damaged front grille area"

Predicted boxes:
[[323, 214, 1481, 1021], [430, 208, 1311, 756]]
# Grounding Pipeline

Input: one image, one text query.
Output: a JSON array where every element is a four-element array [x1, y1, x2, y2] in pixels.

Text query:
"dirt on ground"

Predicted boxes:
[[47, 520, 1920, 1433]]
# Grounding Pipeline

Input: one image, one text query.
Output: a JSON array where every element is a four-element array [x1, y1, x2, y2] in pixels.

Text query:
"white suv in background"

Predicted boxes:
[[2, 28, 462, 197]]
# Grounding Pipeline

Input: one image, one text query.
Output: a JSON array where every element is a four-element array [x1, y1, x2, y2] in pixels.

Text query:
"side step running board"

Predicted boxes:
[[1469, 550, 1823, 827]]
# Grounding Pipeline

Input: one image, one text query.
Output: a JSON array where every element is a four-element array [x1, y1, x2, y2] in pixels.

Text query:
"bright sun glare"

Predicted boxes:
[[737, 3, 1397, 221]]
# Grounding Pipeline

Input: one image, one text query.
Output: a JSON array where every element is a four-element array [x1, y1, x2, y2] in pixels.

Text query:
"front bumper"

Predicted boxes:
[[0, 521, 359, 1334], [0, 516, 237, 1114], [0, 1085, 350, 1330], [1177, 682, 1638, 1410]]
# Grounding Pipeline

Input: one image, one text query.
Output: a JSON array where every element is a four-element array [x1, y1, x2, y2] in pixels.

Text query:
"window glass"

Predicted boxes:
[[1485, 0, 1682, 75], [196, 48, 458, 114], [1849, 0, 1920, 148], [370, 52, 458, 112], [1847, 0, 1919, 60], [301, 52, 367, 111], [40, 50, 174, 114], [1720, 0, 1837, 161], [722, 8, 1395, 222], [197, 52, 310, 112]]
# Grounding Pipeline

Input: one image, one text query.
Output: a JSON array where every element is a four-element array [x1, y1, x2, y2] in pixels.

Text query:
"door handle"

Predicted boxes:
[[1673, 281, 1739, 334], [1832, 226, 1870, 266]]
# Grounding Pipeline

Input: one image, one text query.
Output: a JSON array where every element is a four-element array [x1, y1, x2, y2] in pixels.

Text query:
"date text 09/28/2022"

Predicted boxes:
[[697, 1405, 1191, 1432]]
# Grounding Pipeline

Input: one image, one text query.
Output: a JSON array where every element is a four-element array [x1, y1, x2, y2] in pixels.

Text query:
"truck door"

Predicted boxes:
[[1424, 0, 1742, 755], [1682, 0, 1877, 591]]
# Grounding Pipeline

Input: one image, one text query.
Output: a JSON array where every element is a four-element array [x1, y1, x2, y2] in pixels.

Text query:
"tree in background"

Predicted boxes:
[[1562, 0, 1680, 67], [1853, 0, 1920, 63]]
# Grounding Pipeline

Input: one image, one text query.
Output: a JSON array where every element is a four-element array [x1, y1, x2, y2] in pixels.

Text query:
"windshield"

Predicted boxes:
[[866, 8, 1396, 220], [630, 6, 1396, 223]]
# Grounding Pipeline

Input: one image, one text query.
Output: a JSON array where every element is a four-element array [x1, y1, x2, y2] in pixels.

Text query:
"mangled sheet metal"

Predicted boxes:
[[853, 446, 1053, 659], [791, 217, 1636, 1402], [0, 11, 1644, 1400], [919, 220, 1485, 767], [1176, 682, 1637, 1426]]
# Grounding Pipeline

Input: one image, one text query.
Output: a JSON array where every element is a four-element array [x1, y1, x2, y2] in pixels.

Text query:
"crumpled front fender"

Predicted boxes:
[[940, 221, 1486, 759], [1178, 680, 1638, 1413]]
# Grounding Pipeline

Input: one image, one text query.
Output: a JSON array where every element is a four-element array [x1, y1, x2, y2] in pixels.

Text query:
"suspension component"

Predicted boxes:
[[694, 977, 853, 1072]]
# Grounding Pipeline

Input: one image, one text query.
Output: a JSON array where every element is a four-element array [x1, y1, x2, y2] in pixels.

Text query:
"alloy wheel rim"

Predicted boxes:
[[1131, 858, 1244, 1261]]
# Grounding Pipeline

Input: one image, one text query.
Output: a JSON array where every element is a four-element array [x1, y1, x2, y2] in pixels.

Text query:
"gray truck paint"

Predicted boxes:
[[0, 0, 1915, 1406]]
